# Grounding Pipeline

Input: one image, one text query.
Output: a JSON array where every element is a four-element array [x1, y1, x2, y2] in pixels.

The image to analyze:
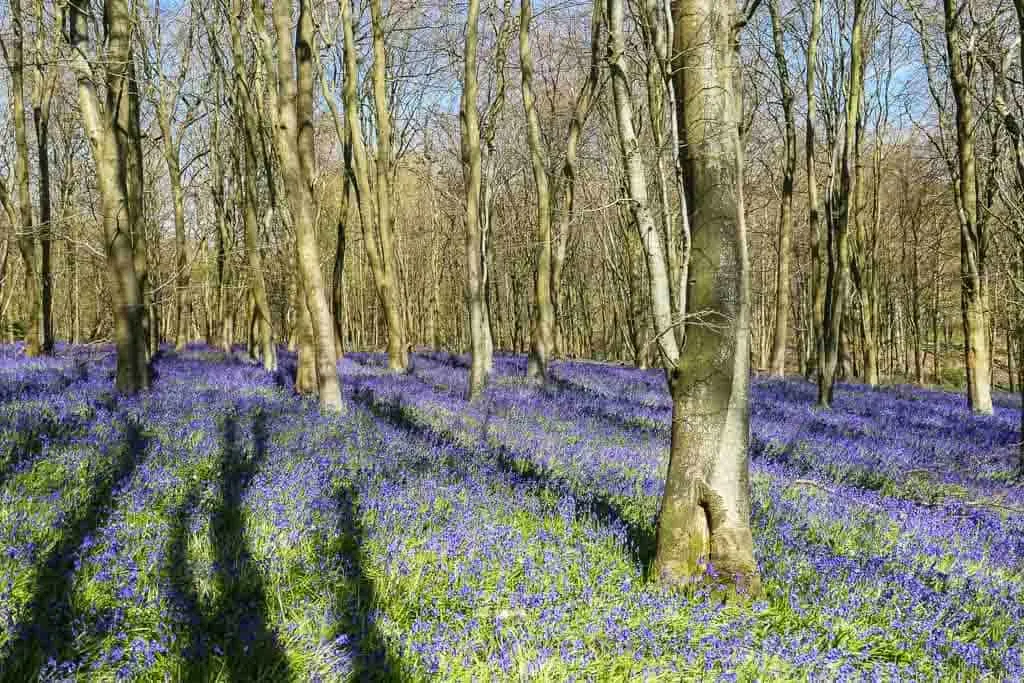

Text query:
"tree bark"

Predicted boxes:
[[554, 0, 603, 358], [520, 0, 555, 382], [611, 0, 760, 593], [66, 0, 148, 392], [267, 0, 343, 410], [806, 0, 824, 381], [228, 0, 276, 371], [369, 0, 409, 371], [2, 0, 41, 356], [817, 0, 864, 408], [462, 0, 489, 399], [943, 0, 992, 414], [767, 0, 794, 378]]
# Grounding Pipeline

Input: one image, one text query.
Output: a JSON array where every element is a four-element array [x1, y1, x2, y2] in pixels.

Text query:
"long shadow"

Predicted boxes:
[[0, 416, 149, 681], [351, 382, 657, 573], [203, 409, 292, 681], [328, 484, 404, 682], [163, 475, 208, 680]]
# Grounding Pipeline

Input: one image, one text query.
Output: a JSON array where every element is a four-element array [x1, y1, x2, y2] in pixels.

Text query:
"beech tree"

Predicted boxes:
[[520, 0, 556, 383], [0, 0, 41, 356], [609, 0, 762, 590], [65, 0, 149, 392]]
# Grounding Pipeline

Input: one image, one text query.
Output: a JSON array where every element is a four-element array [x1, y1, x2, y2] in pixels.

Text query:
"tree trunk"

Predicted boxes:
[[611, 0, 759, 593], [817, 0, 864, 408], [520, 0, 555, 382], [295, 276, 318, 395], [3, 0, 41, 356], [806, 0, 824, 382], [33, 72, 54, 354], [767, 0, 794, 378], [462, 0, 489, 399], [66, 0, 148, 391], [228, 0, 276, 371], [369, 0, 409, 371], [943, 0, 992, 414], [267, 0, 342, 410]]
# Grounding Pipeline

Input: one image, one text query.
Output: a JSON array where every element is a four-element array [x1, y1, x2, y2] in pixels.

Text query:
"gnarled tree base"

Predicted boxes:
[[653, 477, 761, 599]]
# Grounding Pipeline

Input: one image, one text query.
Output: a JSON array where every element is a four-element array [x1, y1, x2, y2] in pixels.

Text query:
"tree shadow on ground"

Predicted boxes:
[[0, 360, 90, 406], [187, 409, 292, 681], [351, 381, 657, 573], [0, 416, 149, 681], [329, 484, 405, 682]]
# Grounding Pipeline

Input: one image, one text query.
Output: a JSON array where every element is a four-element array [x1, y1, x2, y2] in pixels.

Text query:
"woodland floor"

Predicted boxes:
[[0, 344, 1021, 681]]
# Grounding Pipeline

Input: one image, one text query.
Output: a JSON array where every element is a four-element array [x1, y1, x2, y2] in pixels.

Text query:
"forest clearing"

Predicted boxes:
[[0, 346, 1020, 680]]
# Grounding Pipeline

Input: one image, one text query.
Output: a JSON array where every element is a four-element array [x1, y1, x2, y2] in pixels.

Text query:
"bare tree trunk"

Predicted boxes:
[[226, 0, 276, 371], [554, 1, 603, 358], [1, 0, 40, 356], [767, 0, 794, 378], [520, 0, 555, 382], [339, 0, 407, 372], [266, 0, 342, 410], [943, 0, 992, 414], [295, 274, 318, 394], [611, 0, 759, 593], [369, 0, 409, 371], [66, 0, 148, 391], [462, 0, 489, 398], [161, 118, 189, 349], [806, 0, 823, 381], [817, 0, 864, 408], [117, 37, 152, 359], [332, 212, 348, 359], [31, 0, 56, 353]]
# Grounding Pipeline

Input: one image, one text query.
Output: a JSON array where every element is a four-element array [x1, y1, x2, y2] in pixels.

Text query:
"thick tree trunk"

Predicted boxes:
[[116, 44, 151, 358], [658, 0, 759, 593], [295, 276, 318, 395], [520, 0, 555, 382], [610, 0, 759, 593], [67, 0, 148, 392]]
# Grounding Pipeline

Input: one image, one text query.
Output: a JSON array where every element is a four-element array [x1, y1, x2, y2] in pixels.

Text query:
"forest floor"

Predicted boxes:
[[0, 344, 1021, 681]]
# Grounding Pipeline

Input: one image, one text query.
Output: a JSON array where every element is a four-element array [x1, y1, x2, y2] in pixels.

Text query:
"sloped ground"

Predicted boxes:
[[0, 344, 1020, 681]]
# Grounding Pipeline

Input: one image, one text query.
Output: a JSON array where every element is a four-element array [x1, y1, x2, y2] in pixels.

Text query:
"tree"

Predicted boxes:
[[462, 0, 488, 398], [222, 0, 277, 371], [817, 0, 866, 408], [520, 0, 556, 382], [609, 0, 761, 591], [264, 0, 344, 410], [0, 0, 41, 355], [65, 0, 149, 392], [806, 0, 824, 382], [767, 0, 796, 377], [144, 2, 196, 350], [942, 0, 993, 414]]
